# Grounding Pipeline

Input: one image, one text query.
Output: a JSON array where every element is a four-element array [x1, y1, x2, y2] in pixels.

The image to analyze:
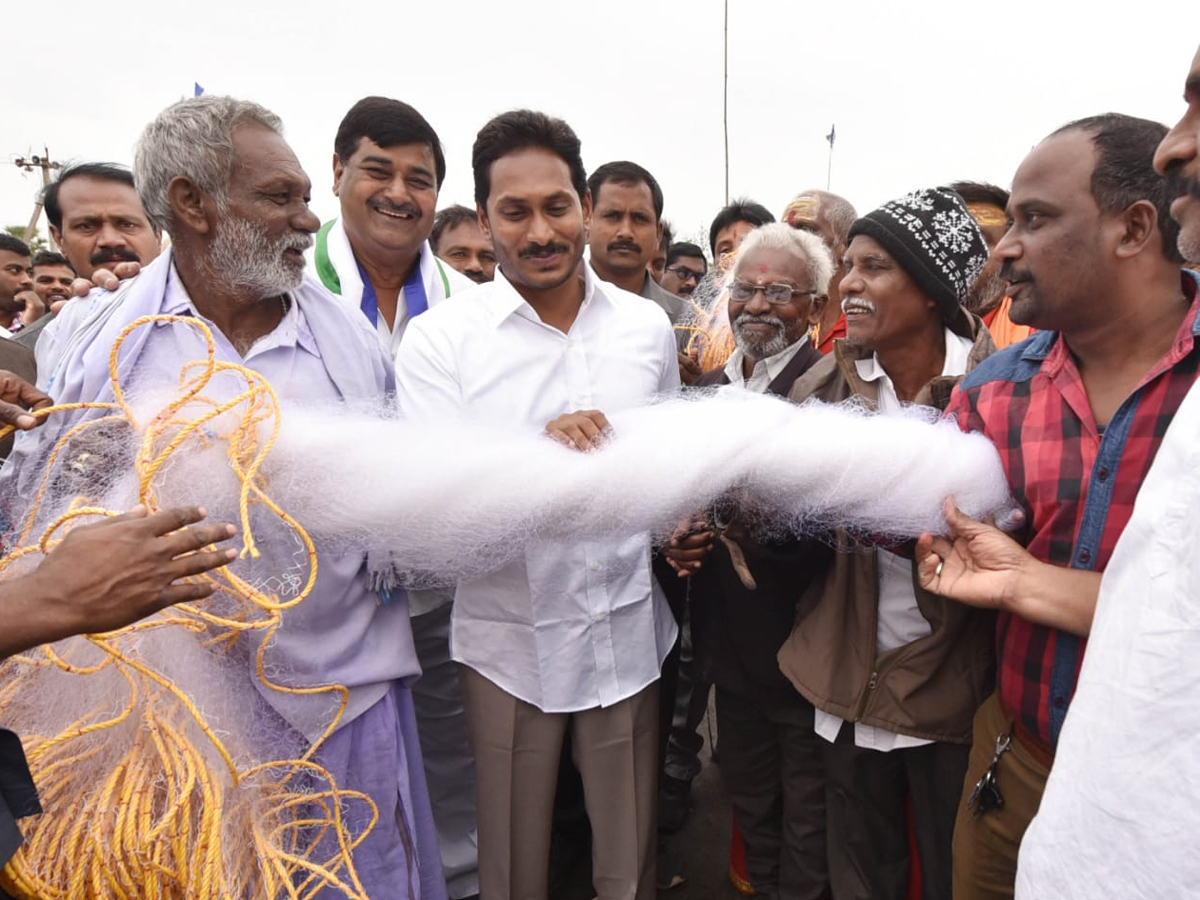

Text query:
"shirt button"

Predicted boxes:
[[589, 561, 601, 572], [592, 611, 607, 623], [1097, 467, 1110, 482], [1078, 548, 1092, 565], [1053, 696, 1065, 709]]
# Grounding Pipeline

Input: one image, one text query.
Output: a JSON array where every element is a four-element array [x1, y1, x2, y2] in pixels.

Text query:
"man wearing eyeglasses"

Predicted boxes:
[[664, 221, 833, 899], [771, 188, 997, 900], [660, 242, 708, 300]]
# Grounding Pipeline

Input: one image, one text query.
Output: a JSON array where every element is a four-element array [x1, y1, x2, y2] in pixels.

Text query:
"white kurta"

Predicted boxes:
[[1015, 377, 1200, 900]]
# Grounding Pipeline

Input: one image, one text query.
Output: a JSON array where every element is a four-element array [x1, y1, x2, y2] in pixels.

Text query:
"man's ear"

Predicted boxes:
[[1113, 199, 1160, 260], [332, 153, 345, 197], [166, 176, 214, 236], [809, 294, 828, 327], [476, 203, 491, 240], [581, 190, 593, 238]]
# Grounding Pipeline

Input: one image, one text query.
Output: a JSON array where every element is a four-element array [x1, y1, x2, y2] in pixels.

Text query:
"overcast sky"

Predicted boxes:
[[3, 0, 1194, 252]]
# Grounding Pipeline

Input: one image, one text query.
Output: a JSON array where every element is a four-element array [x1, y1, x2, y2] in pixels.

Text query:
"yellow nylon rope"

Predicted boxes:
[[679, 286, 737, 371], [0, 316, 373, 899]]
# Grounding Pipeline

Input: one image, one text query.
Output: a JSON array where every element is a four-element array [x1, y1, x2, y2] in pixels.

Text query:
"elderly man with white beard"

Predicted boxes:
[[665, 222, 834, 900], [5, 96, 446, 899]]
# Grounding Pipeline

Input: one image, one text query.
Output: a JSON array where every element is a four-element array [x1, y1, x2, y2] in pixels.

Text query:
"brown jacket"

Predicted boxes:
[[775, 309, 997, 744]]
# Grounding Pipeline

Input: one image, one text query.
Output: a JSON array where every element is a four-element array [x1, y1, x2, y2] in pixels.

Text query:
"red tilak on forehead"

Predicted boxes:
[[757, 264, 769, 274]]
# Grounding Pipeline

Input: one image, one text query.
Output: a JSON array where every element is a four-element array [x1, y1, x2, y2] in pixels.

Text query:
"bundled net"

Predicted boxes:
[[0, 315, 373, 900], [260, 388, 1014, 589], [675, 263, 737, 370]]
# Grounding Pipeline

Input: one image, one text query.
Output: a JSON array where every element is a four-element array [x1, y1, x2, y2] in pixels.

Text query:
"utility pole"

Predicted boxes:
[[825, 125, 836, 191], [13, 150, 61, 244], [722, 0, 730, 204]]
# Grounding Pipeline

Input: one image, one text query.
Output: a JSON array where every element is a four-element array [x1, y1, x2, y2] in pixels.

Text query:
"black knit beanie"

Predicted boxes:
[[847, 188, 988, 321]]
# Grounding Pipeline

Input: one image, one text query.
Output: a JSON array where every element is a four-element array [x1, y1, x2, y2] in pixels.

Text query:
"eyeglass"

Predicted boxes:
[[665, 265, 705, 282], [728, 280, 816, 305]]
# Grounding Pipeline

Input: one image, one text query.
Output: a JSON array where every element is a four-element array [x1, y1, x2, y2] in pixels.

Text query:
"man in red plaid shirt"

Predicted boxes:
[[918, 112, 1198, 900]]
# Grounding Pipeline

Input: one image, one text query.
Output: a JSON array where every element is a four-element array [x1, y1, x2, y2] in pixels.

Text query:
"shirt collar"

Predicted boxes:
[[855, 326, 973, 384], [723, 338, 808, 387], [163, 262, 319, 358], [487, 261, 599, 330], [1039, 269, 1200, 378]]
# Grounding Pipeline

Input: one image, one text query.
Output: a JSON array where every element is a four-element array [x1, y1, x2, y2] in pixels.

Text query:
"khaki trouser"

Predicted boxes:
[[458, 664, 659, 900], [952, 692, 1051, 900]]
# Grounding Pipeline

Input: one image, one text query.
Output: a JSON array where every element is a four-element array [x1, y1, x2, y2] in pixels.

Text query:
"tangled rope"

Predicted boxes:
[[680, 286, 737, 371], [0, 316, 373, 899]]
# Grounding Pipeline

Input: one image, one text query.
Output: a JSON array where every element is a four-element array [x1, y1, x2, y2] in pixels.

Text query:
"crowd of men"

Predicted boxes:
[[0, 42, 1198, 900]]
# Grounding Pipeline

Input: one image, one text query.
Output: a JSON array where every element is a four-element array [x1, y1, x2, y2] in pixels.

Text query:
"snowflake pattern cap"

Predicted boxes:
[[847, 188, 988, 321]]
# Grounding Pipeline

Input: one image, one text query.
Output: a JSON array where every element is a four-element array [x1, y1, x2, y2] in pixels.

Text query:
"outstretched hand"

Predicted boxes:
[[27, 506, 237, 637], [916, 496, 1033, 610]]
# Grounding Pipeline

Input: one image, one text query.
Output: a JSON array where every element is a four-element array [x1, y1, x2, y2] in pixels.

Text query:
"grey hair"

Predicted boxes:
[[733, 222, 834, 297], [133, 96, 284, 231], [788, 189, 858, 246]]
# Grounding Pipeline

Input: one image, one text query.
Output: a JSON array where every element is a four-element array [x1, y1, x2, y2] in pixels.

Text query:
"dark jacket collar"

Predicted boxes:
[[696, 339, 825, 397]]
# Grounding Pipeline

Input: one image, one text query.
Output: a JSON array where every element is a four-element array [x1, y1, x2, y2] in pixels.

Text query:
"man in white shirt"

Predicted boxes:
[[307, 95, 480, 900], [7, 94, 445, 900], [396, 109, 680, 900]]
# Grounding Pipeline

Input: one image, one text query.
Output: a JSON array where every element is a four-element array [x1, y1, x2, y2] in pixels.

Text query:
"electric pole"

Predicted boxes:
[[13, 150, 61, 244]]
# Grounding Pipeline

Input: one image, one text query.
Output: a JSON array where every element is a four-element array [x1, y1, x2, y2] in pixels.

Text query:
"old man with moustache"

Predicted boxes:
[[778, 189, 997, 900], [665, 222, 834, 900], [6, 96, 446, 899]]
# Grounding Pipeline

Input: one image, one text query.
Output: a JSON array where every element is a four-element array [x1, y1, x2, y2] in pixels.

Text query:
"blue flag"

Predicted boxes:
[[194, 83, 204, 97]]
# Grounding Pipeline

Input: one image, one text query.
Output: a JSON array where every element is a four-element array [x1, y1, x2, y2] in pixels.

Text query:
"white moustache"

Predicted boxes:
[[734, 313, 785, 328], [842, 297, 876, 314]]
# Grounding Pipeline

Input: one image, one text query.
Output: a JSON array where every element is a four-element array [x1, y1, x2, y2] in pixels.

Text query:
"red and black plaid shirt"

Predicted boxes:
[[946, 274, 1200, 748]]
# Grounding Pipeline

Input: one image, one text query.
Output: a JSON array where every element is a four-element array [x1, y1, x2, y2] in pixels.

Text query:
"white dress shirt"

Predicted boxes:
[[395, 265, 681, 712], [814, 327, 974, 751], [721, 338, 809, 394]]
